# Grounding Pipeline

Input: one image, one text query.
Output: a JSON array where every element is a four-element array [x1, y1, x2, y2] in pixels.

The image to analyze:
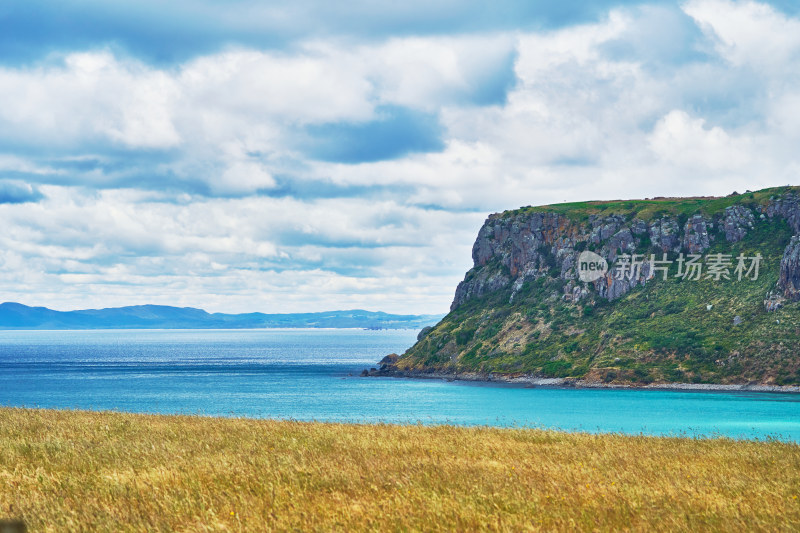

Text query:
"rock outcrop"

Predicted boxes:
[[683, 214, 713, 254], [648, 217, 681, 252], [766, 192, 800, 232], [723, 205, 755, 243], [451, 190, 800, 310], [779, 236, 800, 301], [769, 191, 800, 301]]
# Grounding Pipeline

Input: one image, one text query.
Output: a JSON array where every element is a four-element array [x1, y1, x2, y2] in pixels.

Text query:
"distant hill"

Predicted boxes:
[[378, 186, 800, 386], [0, 303, 444, 330]]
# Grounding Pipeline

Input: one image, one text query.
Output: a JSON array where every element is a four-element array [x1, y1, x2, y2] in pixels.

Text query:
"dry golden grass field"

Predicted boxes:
[[1, 407, 799, 531]]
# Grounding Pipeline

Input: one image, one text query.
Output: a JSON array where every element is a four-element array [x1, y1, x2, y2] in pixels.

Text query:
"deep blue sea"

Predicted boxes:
[[1, 329, 799, 441]]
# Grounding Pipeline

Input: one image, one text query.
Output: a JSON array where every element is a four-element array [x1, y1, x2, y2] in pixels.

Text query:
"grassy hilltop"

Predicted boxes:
[[506, 187, 784, 221], [1, 408, 799, 531], [394, 186, 800, 385]]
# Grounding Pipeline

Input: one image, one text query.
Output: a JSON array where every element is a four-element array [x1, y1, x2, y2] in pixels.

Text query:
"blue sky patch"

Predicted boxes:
[[0, 181, 44, 204], [304, 106, 445, 164]]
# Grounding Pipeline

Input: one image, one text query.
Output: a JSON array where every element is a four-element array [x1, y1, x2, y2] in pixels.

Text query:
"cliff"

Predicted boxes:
[[383, 186, 800, 386]]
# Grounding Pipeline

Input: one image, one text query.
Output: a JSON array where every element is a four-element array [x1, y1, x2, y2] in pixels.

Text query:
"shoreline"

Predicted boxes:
[[365, 368, 800, 393]]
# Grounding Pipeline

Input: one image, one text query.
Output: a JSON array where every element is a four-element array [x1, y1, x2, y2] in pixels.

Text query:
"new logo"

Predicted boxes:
[[577, 251, 608, 282]]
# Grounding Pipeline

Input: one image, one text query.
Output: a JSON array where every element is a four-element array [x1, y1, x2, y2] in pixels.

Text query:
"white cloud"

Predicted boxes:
[[0, 186, 481, 313], [218, 161, 276, 195], [684, 0, 800, 70], [359, 34, 517, 109], [0, 51, 181, 149], [648, 109, 752, 170], [178, 48, 375, 125]]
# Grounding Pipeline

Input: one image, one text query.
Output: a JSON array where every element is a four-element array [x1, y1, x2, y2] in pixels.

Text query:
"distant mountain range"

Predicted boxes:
[[0, 303, 444, 330]]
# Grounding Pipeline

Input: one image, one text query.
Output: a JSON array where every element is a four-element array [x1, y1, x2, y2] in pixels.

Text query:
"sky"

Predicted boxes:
[[1, 0, 799, 314]]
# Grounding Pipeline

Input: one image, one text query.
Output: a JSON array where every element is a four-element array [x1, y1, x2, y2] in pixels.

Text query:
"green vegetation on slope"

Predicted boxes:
[[399, 188, 800, 385], [505, 185, 794, 222], [2, 408, 800, 531]]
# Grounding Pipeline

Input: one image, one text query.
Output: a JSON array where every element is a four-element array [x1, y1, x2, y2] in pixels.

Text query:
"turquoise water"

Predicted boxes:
[[1, 329, 799, 441]]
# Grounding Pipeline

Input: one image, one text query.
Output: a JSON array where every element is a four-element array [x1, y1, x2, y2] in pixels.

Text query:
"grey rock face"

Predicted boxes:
[[560, 253, 576, 280], [648, 218, 681, 253], [471, 212, 581, 278], [595, 256, 652, 301], [779, 235, 800, 301], [722, 205, 755, 243], [451, 191, 800, 310], [630, 218, 647, 235], [417, 326, 433, 341], [589, 215, 626, 244], [455, 209, 655, 308], [766, 192, 800, 232], [451, 267, 512, 310], [766, 194, 800, 302], [609, 228, 636, 254], [682, 214, 712, 254], [596, 272, 630, 301], [562, 280, 589, 302]]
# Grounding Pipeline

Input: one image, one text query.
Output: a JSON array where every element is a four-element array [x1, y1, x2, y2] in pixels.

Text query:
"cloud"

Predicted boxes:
[[361, 34, 519, 109], [0, 35, 521, 195], [0, 0, 676, 66], [304, 106, 445, 163], [0, 180, 43, 204], [0, 51, 181, 150], [0, 185, 482, 313], [600, 4, 710, 67], [647, 109, 752, 170], [1, 0, 800, 314], [684, 0, 800, 70]]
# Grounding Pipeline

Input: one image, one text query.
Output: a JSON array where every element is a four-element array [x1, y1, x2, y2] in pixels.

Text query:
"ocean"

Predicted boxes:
[[1, 328, 799, 441]]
